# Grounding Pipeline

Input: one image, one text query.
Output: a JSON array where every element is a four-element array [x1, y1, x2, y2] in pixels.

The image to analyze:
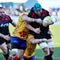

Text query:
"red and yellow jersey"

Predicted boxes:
[[24, 34, 36, 58], [12, 13, 28, 40]]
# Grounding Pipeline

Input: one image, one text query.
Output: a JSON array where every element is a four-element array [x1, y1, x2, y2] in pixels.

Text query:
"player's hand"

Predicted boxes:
[[46, 39, 52, 43], [36, 19, 42, 24], [3, 35, 10, 41], [48, 30, 53, 36], [45, 20, 54, 26], [34, 27, 41, 34]]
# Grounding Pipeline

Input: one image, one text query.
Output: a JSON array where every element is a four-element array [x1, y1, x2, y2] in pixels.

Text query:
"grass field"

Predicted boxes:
[[0, 24, 60, 60]]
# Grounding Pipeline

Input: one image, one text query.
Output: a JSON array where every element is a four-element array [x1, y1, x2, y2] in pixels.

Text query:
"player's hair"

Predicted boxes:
[[33, 3, 42, 11]]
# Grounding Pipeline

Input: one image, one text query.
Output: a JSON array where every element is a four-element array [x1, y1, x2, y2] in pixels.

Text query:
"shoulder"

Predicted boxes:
[[4, 14, 11, 19], [4, 14, 12, 23], [42, 9, 49, 13], [18, 12, 28, 20], [28, 7, 35, 17], [42, 9, 50, 16]]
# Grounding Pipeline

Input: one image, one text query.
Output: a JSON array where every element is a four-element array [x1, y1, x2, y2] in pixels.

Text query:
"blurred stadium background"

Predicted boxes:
[[0, 0, 60, 60]]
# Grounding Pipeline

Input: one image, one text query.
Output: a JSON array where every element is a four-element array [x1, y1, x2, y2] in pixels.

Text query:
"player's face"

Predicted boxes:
[[35, 9, 42, 15], [0, 8, 4, 16]]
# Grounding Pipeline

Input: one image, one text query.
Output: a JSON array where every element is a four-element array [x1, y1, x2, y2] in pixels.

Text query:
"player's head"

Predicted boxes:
[[0, 5, 5, 15], [33, 3, 42, 15]]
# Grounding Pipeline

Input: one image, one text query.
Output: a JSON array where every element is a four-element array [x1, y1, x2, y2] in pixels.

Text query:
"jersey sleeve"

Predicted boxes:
[[6, 15, 13, 23], [28, 7, 34, 18], [46, 10, 50, 16]]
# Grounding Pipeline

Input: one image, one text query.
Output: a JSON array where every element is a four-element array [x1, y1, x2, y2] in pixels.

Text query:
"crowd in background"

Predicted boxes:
[[0, 4, 60, 17], [3, 5, 30, 16]]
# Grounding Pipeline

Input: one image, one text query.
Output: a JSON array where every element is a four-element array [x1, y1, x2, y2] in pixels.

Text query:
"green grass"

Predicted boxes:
[[35, 47, 60, 60], [0, 25, 60, 60]]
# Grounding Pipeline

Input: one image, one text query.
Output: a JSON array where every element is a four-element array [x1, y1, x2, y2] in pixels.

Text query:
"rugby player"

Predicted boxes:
[[24, 33, 45, 60], [27, 3, 55, 60], [0, 6, 16, 60], [9, 12, 42, 60]]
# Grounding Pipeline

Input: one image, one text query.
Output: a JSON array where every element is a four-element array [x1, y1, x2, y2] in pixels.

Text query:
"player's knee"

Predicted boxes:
[[2, 46, 7, 54], [3, 48, 7, 54], [43, 47, 50, 55]]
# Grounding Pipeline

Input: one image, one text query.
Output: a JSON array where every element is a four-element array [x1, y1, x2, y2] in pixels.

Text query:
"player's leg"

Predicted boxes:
[[47, 39, 54, 60], [23, 34, 36, 60], [7, 40, 11, 50], [0, 39, 9, 60], [0, 42, 9, 60], [39, 31, 54, 60], [6, 40, 11, 57], [17, 39, 27, 59], [10, 36, 27, 60], [39, 42, 51, 60]]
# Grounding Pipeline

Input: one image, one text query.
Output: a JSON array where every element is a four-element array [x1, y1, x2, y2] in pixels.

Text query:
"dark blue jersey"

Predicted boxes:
[[0, 14, 12, 35]]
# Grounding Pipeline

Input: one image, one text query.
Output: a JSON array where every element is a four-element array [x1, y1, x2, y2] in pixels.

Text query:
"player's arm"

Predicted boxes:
[[47, 20, 54, 25], [6, 15, 16, 26], [44, 11, 56, 26], [0, 33, 5, 38], [30, 39, 47, 44], [48, 30, 53, 36], [0, 33, 10, 40], [22, 14, 42, 24], [43, 10, 54, 26], [48, 17, 57, 25], [7, 15, 16, 27], [11, 21, 16, 27], [30, 39, 41, 44], [26, 23, 40, 34]]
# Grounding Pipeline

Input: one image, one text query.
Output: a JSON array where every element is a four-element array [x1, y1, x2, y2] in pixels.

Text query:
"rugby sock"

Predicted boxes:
[[44, 55, 51, 60], [8, 55, 19, 60], [49, 51, 53, 60], [4, 53, 9, 60]]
